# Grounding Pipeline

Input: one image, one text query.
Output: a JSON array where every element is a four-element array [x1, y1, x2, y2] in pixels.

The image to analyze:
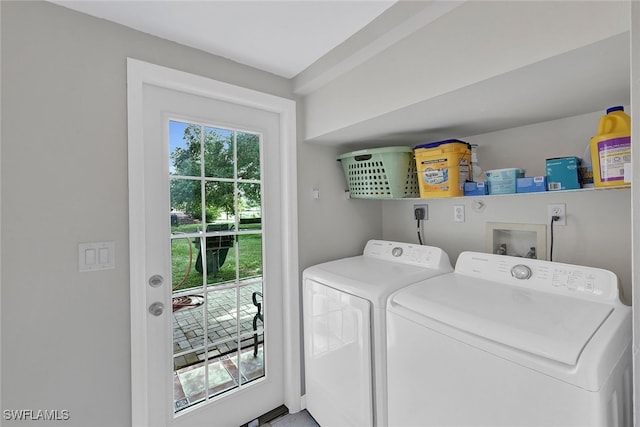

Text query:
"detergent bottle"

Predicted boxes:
[[589, 106, 631, 188]]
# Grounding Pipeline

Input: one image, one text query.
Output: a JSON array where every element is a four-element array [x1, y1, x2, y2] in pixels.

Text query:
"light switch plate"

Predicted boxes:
[[79, 241, 115, 272]]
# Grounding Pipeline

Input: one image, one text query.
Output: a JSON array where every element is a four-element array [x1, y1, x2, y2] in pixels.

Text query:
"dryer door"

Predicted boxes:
[[303, 278, 373, 427]]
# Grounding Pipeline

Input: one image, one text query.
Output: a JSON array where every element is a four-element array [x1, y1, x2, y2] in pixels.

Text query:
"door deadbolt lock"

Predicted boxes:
[[148, 302, 164, 316], [148, 274, 164, 288]]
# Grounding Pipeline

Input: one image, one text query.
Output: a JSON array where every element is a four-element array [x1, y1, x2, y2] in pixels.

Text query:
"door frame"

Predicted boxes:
[[126, 58, 300, 426]]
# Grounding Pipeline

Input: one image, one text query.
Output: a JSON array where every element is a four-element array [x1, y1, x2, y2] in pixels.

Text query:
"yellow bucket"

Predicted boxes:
[[414, 140, 471, 198]]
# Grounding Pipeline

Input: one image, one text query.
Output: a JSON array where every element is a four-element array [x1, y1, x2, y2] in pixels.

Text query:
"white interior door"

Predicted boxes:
[[127, 59, 300, 427]]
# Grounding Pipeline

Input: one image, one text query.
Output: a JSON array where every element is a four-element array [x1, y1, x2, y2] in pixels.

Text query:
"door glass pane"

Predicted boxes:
[[237, 132, 260, 181], [169, 121, 201, 177], [205, 181, 235, 223], [173, 293, 206, 360], [238, 234, 263, 281], [174, 340, 240, 413], [206, 288, 238, 354], [171, 234, 202, 292], [170, 178, 202, 232], [204, 126, 234, 179], [206, 238, 237, 286], [170, 121, 265, 414], [238, 182, 261, 231], [239, 283, 265, 384]]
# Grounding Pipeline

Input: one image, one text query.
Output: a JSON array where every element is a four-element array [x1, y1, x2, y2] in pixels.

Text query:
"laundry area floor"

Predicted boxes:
[[267, 410, 320, 427]]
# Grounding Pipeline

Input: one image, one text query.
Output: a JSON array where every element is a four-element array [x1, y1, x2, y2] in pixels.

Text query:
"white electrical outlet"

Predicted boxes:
[[547, 203, 566, 226], [453, 205, 465, 223]]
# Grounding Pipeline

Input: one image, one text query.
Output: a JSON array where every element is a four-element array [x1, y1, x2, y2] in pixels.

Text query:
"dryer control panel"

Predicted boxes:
[[363, 240, 452, 270], [455, 251, 621, 303]]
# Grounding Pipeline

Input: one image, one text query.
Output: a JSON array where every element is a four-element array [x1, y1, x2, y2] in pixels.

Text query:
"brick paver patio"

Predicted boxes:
[[172, 278, 263, 370]]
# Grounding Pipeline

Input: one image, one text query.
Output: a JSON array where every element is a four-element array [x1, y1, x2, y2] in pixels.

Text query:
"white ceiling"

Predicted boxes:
[[50, 0, 396, 78]]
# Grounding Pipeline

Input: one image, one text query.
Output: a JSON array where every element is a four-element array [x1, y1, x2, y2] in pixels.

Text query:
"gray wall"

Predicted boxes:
[[296, 139, 382, 272], [1, 2, 292, 426]]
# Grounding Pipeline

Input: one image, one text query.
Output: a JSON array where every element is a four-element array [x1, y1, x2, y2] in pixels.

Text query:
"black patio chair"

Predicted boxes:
[[252, 291, 263, 357]]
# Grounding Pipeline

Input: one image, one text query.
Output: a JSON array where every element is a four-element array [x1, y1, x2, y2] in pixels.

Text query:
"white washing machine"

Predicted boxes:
[[303, 240, 453, 427], [387, 251, 633, 427]]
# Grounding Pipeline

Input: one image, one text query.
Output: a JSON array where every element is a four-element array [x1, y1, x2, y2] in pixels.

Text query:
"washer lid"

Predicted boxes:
[[390, 274, 614, 366], [304, 256, 451, 308]]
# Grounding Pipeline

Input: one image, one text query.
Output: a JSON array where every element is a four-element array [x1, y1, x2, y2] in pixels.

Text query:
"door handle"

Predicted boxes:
[[148, 302, 164, 316]]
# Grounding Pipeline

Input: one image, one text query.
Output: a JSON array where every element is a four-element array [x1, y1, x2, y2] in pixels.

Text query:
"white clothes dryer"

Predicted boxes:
[[387, 251, 632, 427], [303, 240, 453, 427]]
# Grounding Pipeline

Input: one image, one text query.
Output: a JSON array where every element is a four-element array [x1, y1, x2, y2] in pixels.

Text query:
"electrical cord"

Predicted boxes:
[[414, 207, 426, 245], [171, 231, 193, 290], [549, 215, 559, 261]]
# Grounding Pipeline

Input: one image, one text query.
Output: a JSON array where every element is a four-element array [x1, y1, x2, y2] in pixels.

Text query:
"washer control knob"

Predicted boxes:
[[511, 264, 532, 280], [392, 247, 403, 257]]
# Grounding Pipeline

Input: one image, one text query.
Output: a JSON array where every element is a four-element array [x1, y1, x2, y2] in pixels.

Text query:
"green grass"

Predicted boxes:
[[171, 223, 263, 292]]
